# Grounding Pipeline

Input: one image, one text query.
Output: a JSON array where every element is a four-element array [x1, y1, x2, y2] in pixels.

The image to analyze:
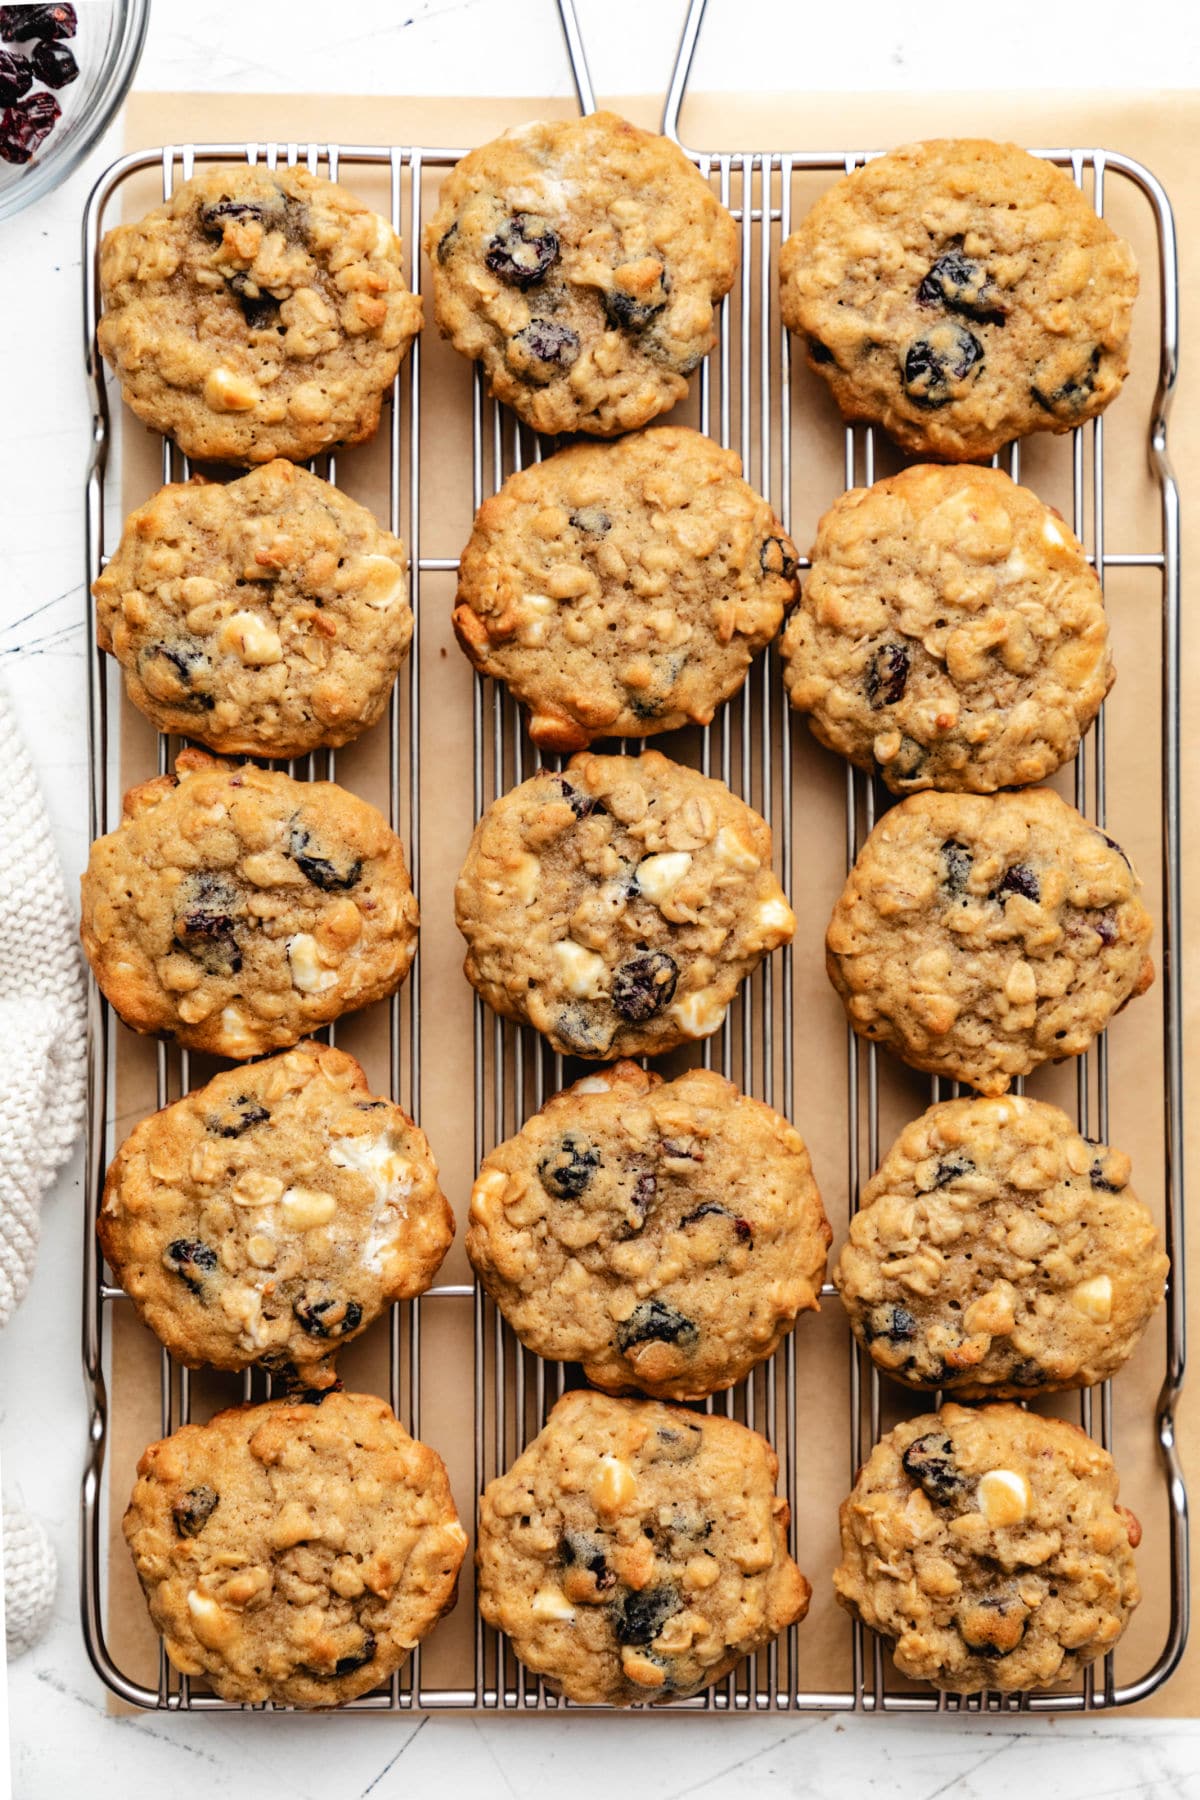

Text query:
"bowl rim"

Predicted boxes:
[[0, 0, 150, 224]]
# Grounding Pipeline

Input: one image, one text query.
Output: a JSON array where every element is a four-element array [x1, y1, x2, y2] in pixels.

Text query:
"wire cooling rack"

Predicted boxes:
[[80, 0, 1186, 1715]]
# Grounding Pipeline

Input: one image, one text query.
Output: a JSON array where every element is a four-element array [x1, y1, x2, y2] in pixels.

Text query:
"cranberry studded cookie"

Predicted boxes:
[[834, 1403, 1141, 1691], [98, 165, 422, 464], [825, 789, 1153, 1094], [468, 1062, 829, 1400], [835, 1095, 1167, 1397], [100, 1043, 454, 1383], [94, 462, 411, 758], [476, 1389, 810, 1704], [454, 427, 798, 750], [780, 139, 1137, 460], [424, 112, 738, 436], [455, 750, 795, 1060], [124, 1391, 467, 1706], [782, 465, 1112, 793], [80, 749, 418, 1059]]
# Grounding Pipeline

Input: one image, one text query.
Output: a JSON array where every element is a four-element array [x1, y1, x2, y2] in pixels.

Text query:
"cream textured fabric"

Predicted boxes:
[[0, 684, 86, 1658], [2, 1506, 58, 1659], [0, 686, 86, 1328]]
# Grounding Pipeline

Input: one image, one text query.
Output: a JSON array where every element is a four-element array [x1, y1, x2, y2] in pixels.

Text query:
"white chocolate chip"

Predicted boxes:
[[187, 1591, 232, 1648], [287, 933, 339, 994], [357, 553, 407, 609], [1072, 1274, 1113, 1322], [756, 895, 796, 938], [634, 851, 692, 907], [203, 366, 260, 412], [281, 1187, 337, 1231], [977, 1468, 1030, 1527], [552, 938, 609, 1000], [1043, 516, 1066, 547], [516, 593, 556, 649], [713, 826, 760, 872], [218, 1006, 259, 1058], [589, 1455, 638, 1515], [670, 990, 728, 1039], [1004, 960, 1038, 1005], [530, 1586, 576, 1622], [219, 610, 283, 665], [574, 1075, 614, 1094], [329, 1132, 414, 1205], [512, 851, 541, 905]]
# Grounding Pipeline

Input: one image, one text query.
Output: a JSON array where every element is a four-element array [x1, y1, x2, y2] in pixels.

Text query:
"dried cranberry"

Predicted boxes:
[[207, 1095, 270, 1139], [0, 4, 76, 42], [760, 536, 798, 581], [651, 1423, 702, 1462], [1032, 347, 1101, 418], [555, 775, 604, 819], [173, 872, 243, 975], [865, 643, 909, 708], [29, 34, 73, 84], [0, 48, 31, 102], [611, 951, 678, 1023], [172, 1485, 219, 1538], [994, 863, 1040, 905], [932, 1154, 974, 1187], [902, 1432, 968, 1505], [569, 507, 611, 537], [603, 278, 668, 332], [140, 641, 214, 710], [903, 323, 983, 407], [807, 337, 835, 365], [287, 819, 361, 891], [435, 221, 459, 263], [331, 1633, 376, 1677], [941, 840, 973, 896], [917, 250, 1008, 325], [616, 1299, 698, 1352], [0, 86, 57, 163], [613, 1584, 681, 1647], [485, 213, 559, 288], [293, 1296, 363, 1340], [681, 1201, 753, 1244], [537, 1133, 600, 1200], [198, 195, 272, 233], [163, 1240, 218, 1296], [863, 1303, 917, 1345], [561, 1531, 616, 1592], [512, 318, 579, 374], [1089, 1152, 1125, 1194], [958, 1596, 1029, 1658], [228, 271, 279, 330]]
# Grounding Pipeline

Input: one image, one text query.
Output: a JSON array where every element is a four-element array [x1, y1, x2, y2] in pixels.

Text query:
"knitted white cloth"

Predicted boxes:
[[2, 1507, 57, 1659], [0, 684, 86, 1658]]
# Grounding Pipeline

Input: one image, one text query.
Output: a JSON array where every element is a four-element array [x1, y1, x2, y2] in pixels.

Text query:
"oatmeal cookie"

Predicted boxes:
[[835, 1095, 1166, 1396], [80, 749, 418, 1059], [834, 1402, 1141, 1691], [782, 465, 1112, 793], [454, 427, 797, 751], [423, 112, 738, 436], [94, 462, 411, 758], [826, 789, 1153, 1093], [454, 750, 795, 1060], [124, 1390, 467, 1707], [98, 165, 422, 464], [100, 1042, 454, 1382], [468, 1062, 829, 1400], [476, 1389, 809, 1704], [780, 139, 1137, 460]]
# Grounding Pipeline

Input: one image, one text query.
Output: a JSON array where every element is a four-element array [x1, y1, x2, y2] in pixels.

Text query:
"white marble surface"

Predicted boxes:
[[2, 2, 1200, 1794]]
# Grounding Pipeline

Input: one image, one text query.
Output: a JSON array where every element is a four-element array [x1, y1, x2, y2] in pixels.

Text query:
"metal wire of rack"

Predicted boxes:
[[80, 0, 1186, 1715]]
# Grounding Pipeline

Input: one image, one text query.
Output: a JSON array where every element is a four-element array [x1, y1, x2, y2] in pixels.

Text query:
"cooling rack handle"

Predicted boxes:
[[662, 0, 709, 147], [555, 0, 599, 115]]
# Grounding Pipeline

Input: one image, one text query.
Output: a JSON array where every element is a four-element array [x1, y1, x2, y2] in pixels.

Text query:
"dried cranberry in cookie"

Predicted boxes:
[[468, 1062, 829, 1400], [424, 112, 737, 436], [834, 1403, 1141, 1691], [94, 462, 411, 760], [780, 139, 1137, 460], [476, 1390, 810, 1705], [453, 427, 797, 750], [836, 1095, 1167, 1396], [124, 1391, 467, 1707], [80, 749, 418, 1058], [100, 1042, 453, 1380], [826, 788, 1153, 1093], [783, 465, 1113, 794], [454, 749, 795, 1061], [97, 165, 422, 464]]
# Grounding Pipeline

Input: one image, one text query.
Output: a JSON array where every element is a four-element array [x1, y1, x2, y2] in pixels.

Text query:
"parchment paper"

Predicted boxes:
[[98, 87, 1198, 1717]]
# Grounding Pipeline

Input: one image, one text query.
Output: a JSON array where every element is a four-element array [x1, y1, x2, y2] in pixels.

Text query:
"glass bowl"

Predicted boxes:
[[0, 0, 149, 222]]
